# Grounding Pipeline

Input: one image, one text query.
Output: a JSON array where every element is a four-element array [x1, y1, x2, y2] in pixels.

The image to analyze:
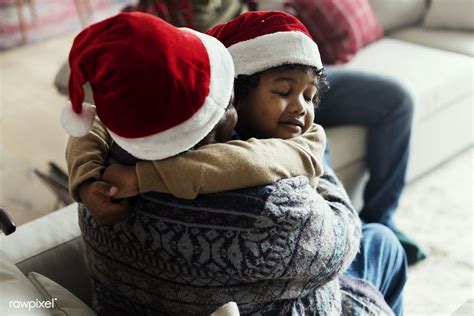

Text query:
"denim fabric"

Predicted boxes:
[[318, 69, 412, 314], [345, 223, 408, 316], [316, 69, 414, 230]]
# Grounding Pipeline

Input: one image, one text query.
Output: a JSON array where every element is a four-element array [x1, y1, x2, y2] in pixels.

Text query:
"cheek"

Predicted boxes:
[[308, 106, 315, 121], [228, 107, 238, 130], [305, 106, 315, 126]]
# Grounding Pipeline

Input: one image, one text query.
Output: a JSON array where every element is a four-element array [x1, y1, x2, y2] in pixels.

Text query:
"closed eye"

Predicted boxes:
[[304, 93, 317, 103], [272, 90, 290, 97]]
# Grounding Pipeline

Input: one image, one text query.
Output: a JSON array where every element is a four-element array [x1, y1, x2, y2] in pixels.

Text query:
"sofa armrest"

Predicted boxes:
[[0, 203, 80, 264]]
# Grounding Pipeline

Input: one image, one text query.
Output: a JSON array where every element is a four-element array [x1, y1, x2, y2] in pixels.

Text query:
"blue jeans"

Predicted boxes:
[[323, 148, 408, 314], [345, 223, 408, 316], [316, 69, 414, 230]]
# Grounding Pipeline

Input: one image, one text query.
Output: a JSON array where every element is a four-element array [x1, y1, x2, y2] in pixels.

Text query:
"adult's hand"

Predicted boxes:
[[103, 164, 139, 199], [78, 180, 129, 225]]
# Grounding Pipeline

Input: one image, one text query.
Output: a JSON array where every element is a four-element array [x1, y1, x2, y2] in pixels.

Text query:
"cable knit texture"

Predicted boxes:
[[76, 170, 394, 315]]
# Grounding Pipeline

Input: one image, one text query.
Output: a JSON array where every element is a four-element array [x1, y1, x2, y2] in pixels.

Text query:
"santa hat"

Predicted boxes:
[[206, 11, 322, 77], [62, 12, 234, 160]]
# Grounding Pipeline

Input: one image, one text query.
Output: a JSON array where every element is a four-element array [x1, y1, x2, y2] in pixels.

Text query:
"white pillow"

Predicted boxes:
[[423, 0, 474, 30], [28, 272, 95, 316], [0, 251, 49, 315]]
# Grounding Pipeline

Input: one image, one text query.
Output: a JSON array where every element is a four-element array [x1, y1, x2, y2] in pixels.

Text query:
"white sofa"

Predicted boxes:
[[324, 0, 474, 208], [2, 0, 473, 313]]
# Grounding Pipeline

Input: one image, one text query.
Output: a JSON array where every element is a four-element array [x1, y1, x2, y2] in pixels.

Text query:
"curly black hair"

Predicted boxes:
[[233, 64, 330, 109]]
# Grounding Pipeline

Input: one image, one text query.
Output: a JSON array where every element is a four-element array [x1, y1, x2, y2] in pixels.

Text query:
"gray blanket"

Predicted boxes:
[[79, 173, 372, 315]]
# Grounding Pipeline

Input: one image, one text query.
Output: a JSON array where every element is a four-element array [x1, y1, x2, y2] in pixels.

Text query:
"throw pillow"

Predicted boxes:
[[423, 0, 474, 30], [285, 0, 384, 64], [28, 272, 95, 316], [0, 251, 48, 315]]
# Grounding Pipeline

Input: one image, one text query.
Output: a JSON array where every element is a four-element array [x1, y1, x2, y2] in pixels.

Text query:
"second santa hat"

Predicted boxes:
[[206, 11, 323, 76], [62, 12, 234, 160]]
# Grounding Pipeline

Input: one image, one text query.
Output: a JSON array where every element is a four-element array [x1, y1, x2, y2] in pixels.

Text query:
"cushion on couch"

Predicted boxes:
[[28, 272, 95, 316], [0, 251, 49, 315], [285, 0, 383, 64], [423, 0, 474, 30], [0, 203, 93, 306], [368, 0, 427, 33], [390, 27, 474, 56]]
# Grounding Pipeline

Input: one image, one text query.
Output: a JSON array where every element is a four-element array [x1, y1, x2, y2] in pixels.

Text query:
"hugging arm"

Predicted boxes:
[[66, 119, 112, 201], [136, 123, 326, 198], [66, 121, 326, 201]]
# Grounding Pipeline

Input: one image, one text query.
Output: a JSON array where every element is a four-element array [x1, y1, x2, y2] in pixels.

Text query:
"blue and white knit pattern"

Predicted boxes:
[[78, 172, 381, 315]]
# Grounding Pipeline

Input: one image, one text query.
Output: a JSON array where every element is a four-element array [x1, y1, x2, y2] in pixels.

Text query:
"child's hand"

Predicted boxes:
[[102, 164, 139, 199], [78, 180, 129, 225]]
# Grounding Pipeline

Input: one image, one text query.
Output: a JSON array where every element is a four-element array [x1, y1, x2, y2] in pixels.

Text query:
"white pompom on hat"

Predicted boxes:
[[62, 12, 234, 160], [61, 101, 96, 137]]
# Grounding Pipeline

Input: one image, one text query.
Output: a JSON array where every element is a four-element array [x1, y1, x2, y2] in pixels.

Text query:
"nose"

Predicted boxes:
[[288, 96, 307, 116]]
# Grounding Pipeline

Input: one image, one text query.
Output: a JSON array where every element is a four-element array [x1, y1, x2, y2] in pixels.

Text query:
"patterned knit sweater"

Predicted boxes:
[[78, 169, 391, 315]]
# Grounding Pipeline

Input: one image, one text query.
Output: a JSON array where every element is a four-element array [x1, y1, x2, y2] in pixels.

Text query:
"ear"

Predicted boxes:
[[232, 97, 241, 111]]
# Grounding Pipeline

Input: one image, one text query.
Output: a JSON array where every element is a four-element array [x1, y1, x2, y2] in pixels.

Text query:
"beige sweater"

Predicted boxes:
[[66, 120, 326, 200]]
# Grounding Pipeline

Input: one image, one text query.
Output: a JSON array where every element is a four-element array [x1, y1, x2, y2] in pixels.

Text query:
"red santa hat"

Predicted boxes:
[[61, 12, 234, 160], [206, 11, 323, 76]]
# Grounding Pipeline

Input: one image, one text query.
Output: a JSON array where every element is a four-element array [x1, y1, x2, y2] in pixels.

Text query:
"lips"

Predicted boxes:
[[279, 118, 304, 128]]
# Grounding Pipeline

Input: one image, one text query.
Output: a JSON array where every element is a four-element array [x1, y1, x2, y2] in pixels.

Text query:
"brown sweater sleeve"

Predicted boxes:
[[136, 124, 326, 199], [65, 119, 112, 201]]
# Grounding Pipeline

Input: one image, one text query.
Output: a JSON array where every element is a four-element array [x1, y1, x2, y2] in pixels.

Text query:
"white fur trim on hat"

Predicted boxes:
[[110, 29, 235, 160], [228, 31, 323, 77], [61, 101, 96, 137]]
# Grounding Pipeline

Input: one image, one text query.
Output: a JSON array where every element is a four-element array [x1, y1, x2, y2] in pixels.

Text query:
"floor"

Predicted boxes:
[[1, 33, 473, 315], [394, 148, 473, 315], [1, 33, 74, 224]]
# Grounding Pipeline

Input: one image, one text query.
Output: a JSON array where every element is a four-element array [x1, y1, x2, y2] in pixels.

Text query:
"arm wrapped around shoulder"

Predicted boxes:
[[136, 124, 326, 199]]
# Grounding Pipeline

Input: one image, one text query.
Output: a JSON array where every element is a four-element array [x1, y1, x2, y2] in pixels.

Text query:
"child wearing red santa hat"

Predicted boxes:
[[65, 10, 328, 225], [62, 11, 235, 159], [62, 11, 243, 222]]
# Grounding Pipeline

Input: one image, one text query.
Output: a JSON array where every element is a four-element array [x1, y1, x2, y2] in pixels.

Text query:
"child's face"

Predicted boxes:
[[236, 68, 317, 140]]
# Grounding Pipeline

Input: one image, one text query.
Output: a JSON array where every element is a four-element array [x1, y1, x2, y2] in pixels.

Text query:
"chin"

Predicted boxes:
[[276, 131, 301, 140]]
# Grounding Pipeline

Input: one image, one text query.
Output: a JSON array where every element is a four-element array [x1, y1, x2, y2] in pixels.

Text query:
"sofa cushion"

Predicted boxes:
[[423, 0, 474, 30], [326, 126, 366, 171], [341, 38, 474, 121], [0, 251, 49, 315], [286, 0, 383, 64], [369, 0, 427, 33], [390, 27, 474, 57], [28, 272, 95, 316], [325, 126, 367, 210]]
